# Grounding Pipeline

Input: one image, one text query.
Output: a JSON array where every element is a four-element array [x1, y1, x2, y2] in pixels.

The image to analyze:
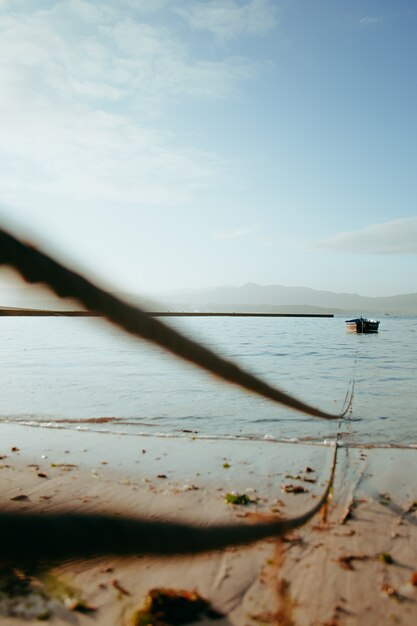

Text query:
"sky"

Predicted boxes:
[[0, 0, 416, 299]]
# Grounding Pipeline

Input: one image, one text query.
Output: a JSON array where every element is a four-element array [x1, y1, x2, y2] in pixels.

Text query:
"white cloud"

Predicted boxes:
[[214, 226, 252, 240], [0, 1, 256, 209], [359, 16, 384, 27], [175, 0, 278, 42], [318, 218, 417, 255], [121, 0, 171, 14]]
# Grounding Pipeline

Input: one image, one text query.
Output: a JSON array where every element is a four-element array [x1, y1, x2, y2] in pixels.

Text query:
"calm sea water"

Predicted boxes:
[[0, 315, 416, 447]]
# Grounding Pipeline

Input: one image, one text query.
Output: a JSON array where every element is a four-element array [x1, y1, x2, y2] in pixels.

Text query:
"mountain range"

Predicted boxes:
[[1, 283, 417, 315], [152, 283, 417, 315]]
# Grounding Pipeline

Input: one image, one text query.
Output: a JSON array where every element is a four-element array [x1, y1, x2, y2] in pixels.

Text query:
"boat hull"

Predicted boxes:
[[345, 318, 380, 334]]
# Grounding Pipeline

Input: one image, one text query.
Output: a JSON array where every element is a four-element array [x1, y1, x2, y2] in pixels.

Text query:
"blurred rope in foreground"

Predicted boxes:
[[0, 228, 350, 420], [0, 227, 348, 559]]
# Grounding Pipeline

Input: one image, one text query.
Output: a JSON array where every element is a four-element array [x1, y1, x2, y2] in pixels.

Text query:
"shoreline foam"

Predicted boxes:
[[2, 420, 416, 450]]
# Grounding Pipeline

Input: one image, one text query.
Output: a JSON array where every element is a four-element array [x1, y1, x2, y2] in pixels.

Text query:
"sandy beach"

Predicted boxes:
[[0, 424, 415, 625]]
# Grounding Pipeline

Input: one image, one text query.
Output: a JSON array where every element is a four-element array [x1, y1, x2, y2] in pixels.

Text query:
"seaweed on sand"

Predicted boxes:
[[131, 588, 222, 626]]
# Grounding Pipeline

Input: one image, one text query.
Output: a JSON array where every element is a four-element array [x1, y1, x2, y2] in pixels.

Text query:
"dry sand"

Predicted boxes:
[[0, 424, 416, 625]]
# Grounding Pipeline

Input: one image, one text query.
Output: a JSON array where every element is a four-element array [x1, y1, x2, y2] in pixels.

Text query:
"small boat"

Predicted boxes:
[[345, 317, 380, 334]]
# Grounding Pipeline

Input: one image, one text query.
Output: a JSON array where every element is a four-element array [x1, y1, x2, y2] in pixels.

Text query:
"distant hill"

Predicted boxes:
[[2, 283, 417, 315], [151, 283, 417, 315]]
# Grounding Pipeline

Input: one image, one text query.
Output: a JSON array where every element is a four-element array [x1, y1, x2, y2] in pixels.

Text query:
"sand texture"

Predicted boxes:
[[0, 425, 416, 625]]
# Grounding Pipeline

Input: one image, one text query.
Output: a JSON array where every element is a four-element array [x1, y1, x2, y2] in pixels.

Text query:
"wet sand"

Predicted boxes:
[[0, 424, 416, 625]]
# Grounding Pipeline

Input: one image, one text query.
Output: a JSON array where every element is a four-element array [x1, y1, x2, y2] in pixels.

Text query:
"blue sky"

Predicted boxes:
[[0, 0, 416, 298]]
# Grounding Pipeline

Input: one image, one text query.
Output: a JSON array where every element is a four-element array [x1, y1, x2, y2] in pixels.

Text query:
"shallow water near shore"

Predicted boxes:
[[0, 314, 416, 447]]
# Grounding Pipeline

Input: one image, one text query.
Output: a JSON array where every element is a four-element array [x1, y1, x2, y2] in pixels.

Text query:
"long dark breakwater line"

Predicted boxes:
[[0, 307, 334, 318]]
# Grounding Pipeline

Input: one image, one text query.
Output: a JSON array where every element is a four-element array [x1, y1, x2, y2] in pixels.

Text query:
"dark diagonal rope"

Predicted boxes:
[[1, 443, 339, 561], [0, 228, 350, 420], [0, 227, 348, 558]]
